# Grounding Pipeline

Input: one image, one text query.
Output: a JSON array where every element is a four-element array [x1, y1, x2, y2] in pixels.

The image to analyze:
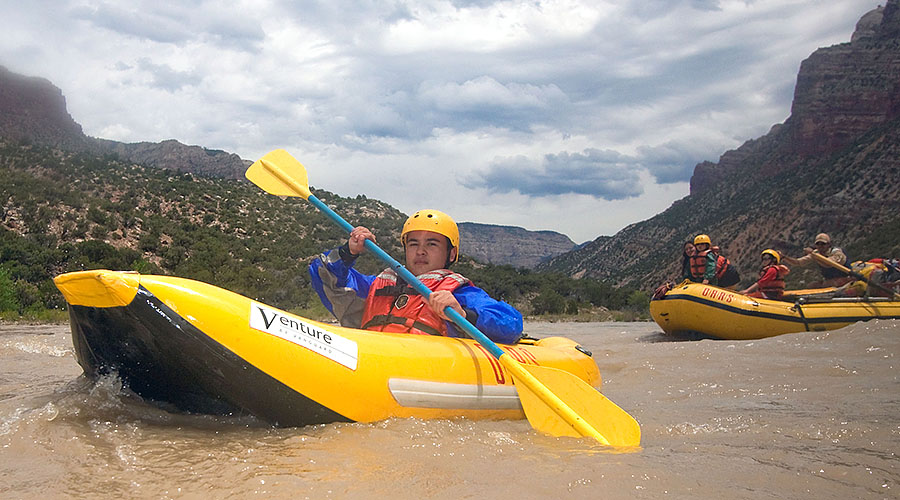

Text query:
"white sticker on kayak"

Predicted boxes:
[[249, 302, 358, 370]]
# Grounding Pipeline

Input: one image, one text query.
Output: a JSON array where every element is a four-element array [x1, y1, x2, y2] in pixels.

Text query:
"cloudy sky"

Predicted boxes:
[[0, 0, 874, 242]]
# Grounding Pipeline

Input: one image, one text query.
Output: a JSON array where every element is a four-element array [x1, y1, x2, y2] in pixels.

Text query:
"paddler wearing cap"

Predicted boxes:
[[782, 233, 853, 288], [309, 209, 523, 344]]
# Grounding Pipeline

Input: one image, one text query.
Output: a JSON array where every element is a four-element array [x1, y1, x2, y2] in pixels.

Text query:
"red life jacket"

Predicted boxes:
[[361, 269, 470, 336], [714, 254, 731, 280], [758, 264, 789, 298]]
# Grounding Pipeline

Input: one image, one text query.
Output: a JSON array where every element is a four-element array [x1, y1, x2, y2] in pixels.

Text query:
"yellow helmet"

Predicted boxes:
[[761, 249, 781, 264], [401, 209, 460, 261], [693, 234, 711, 246]]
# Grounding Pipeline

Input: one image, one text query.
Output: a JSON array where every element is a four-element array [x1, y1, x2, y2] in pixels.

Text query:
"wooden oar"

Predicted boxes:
[[246, 149, 641, 448], [808, 251, 900, 299]]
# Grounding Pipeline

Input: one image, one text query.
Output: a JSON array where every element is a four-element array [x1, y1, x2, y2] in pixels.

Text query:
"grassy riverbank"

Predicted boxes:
[[0, 303, 649, 325], [0, 309, 69, 324]]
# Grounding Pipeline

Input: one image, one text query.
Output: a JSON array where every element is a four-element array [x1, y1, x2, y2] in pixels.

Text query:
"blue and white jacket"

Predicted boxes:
[[309, 246, 523, 345]]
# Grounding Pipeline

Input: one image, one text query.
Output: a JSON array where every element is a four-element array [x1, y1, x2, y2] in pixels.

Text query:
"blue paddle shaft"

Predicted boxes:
[[307, 194, 505, 359]]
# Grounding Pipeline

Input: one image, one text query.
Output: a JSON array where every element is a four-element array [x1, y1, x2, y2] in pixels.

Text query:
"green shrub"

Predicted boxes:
[[0, 267, 20, 312]]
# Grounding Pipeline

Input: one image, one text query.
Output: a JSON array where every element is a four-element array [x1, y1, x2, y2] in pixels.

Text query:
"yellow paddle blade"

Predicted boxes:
[[245, 149, 311, 199], [510, 362, 641, 448], [807, 251, 850, 274]]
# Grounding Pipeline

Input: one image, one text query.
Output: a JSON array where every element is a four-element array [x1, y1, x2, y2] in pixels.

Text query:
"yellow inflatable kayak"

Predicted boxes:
[[650, 281, 900, 340], [54, 270, 600, 426]]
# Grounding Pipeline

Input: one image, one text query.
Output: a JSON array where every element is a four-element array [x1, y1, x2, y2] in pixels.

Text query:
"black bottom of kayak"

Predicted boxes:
[[68, 286, 351, 427]]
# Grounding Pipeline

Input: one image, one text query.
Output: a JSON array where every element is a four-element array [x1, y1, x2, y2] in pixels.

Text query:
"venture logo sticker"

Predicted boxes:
[[249, 302, 358, 370]]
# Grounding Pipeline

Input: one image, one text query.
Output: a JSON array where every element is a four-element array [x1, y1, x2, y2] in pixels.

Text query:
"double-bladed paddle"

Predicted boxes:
[[808, 251, 900, 299], [246, 149, 641, 448]]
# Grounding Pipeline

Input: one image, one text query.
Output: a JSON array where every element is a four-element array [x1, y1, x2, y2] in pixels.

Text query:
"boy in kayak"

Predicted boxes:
[[782, 233, 852, 287], [309, 209, 523, 344]]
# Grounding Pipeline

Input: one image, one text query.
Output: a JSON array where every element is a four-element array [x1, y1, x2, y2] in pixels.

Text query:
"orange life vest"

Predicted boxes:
[[689, 251, 710, 279], [758, 264, 789, 298], [361, 269, 470, 336], [714, 254, 731, 280]]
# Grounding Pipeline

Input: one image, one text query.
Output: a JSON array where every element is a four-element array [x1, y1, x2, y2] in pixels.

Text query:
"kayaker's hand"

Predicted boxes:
[[702, 279, 709, 285], [803, 246, 814, 255], [428, 290, 464, 320], [348, 227, 376, 255]]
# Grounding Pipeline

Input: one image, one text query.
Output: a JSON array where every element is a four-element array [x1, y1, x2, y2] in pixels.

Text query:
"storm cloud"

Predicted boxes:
[[474, 149, 643, 200]]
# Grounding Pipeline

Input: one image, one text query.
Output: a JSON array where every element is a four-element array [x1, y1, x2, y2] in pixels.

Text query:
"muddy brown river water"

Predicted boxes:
[[1, 320, 897, 499]]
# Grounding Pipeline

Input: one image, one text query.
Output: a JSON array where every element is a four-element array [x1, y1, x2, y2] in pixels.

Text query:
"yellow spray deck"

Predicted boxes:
[[650, 281, 900, 340], [54, 270, 601, 426]]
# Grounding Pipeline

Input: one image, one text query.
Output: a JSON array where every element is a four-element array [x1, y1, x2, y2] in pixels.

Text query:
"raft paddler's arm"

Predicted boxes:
[[827, 247, 847, 266], [783, 253, 811, 267], [741, 268, 773, 295]]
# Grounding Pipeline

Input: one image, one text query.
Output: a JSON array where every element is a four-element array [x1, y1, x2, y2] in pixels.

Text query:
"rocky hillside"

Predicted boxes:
[[0, 139, 407, 312], [458, 222, 576, 269], [0, 140, 646, 318], [0, 65, 248, 180], [541, 1, 900, 289]]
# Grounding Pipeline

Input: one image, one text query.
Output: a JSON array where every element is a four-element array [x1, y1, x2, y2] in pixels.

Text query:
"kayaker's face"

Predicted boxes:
[[696, 243, 709, 252], [684, 243, 696, 256], [404, 230, 456, 276]]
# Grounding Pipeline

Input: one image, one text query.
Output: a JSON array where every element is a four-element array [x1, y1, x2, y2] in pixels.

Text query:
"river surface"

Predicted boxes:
[[1, 320, 897, 499]]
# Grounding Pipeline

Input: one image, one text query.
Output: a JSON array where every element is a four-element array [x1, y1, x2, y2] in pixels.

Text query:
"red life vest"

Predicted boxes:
[[361, 269, 470, 336], [758, 264, 789, 298], [714, 254, 731, 280], [693, 250, 731, 281]]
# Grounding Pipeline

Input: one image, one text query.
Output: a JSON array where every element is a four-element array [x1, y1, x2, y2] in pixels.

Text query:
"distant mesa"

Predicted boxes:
[[0, 65, 249, 180], [0, 65, 87, 150], [458, 222, 576, 269]]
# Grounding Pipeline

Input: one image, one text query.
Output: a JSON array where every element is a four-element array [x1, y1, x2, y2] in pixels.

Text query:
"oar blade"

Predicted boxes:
[[515, 364, 641, 448], [246, 149, 311, 198]]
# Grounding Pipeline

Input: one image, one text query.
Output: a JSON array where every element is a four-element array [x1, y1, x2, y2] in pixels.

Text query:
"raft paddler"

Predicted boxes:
[[740, 249, 790, 300], [309, 209, 523, 344], [688, 234, 724, 285], [782, 233, 853, 288]]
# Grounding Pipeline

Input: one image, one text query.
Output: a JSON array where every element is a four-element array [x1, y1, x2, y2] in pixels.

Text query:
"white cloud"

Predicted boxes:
[[419, 76, 566, 112], [0, 0, 874, 241], [383, 0, 606, 53]]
